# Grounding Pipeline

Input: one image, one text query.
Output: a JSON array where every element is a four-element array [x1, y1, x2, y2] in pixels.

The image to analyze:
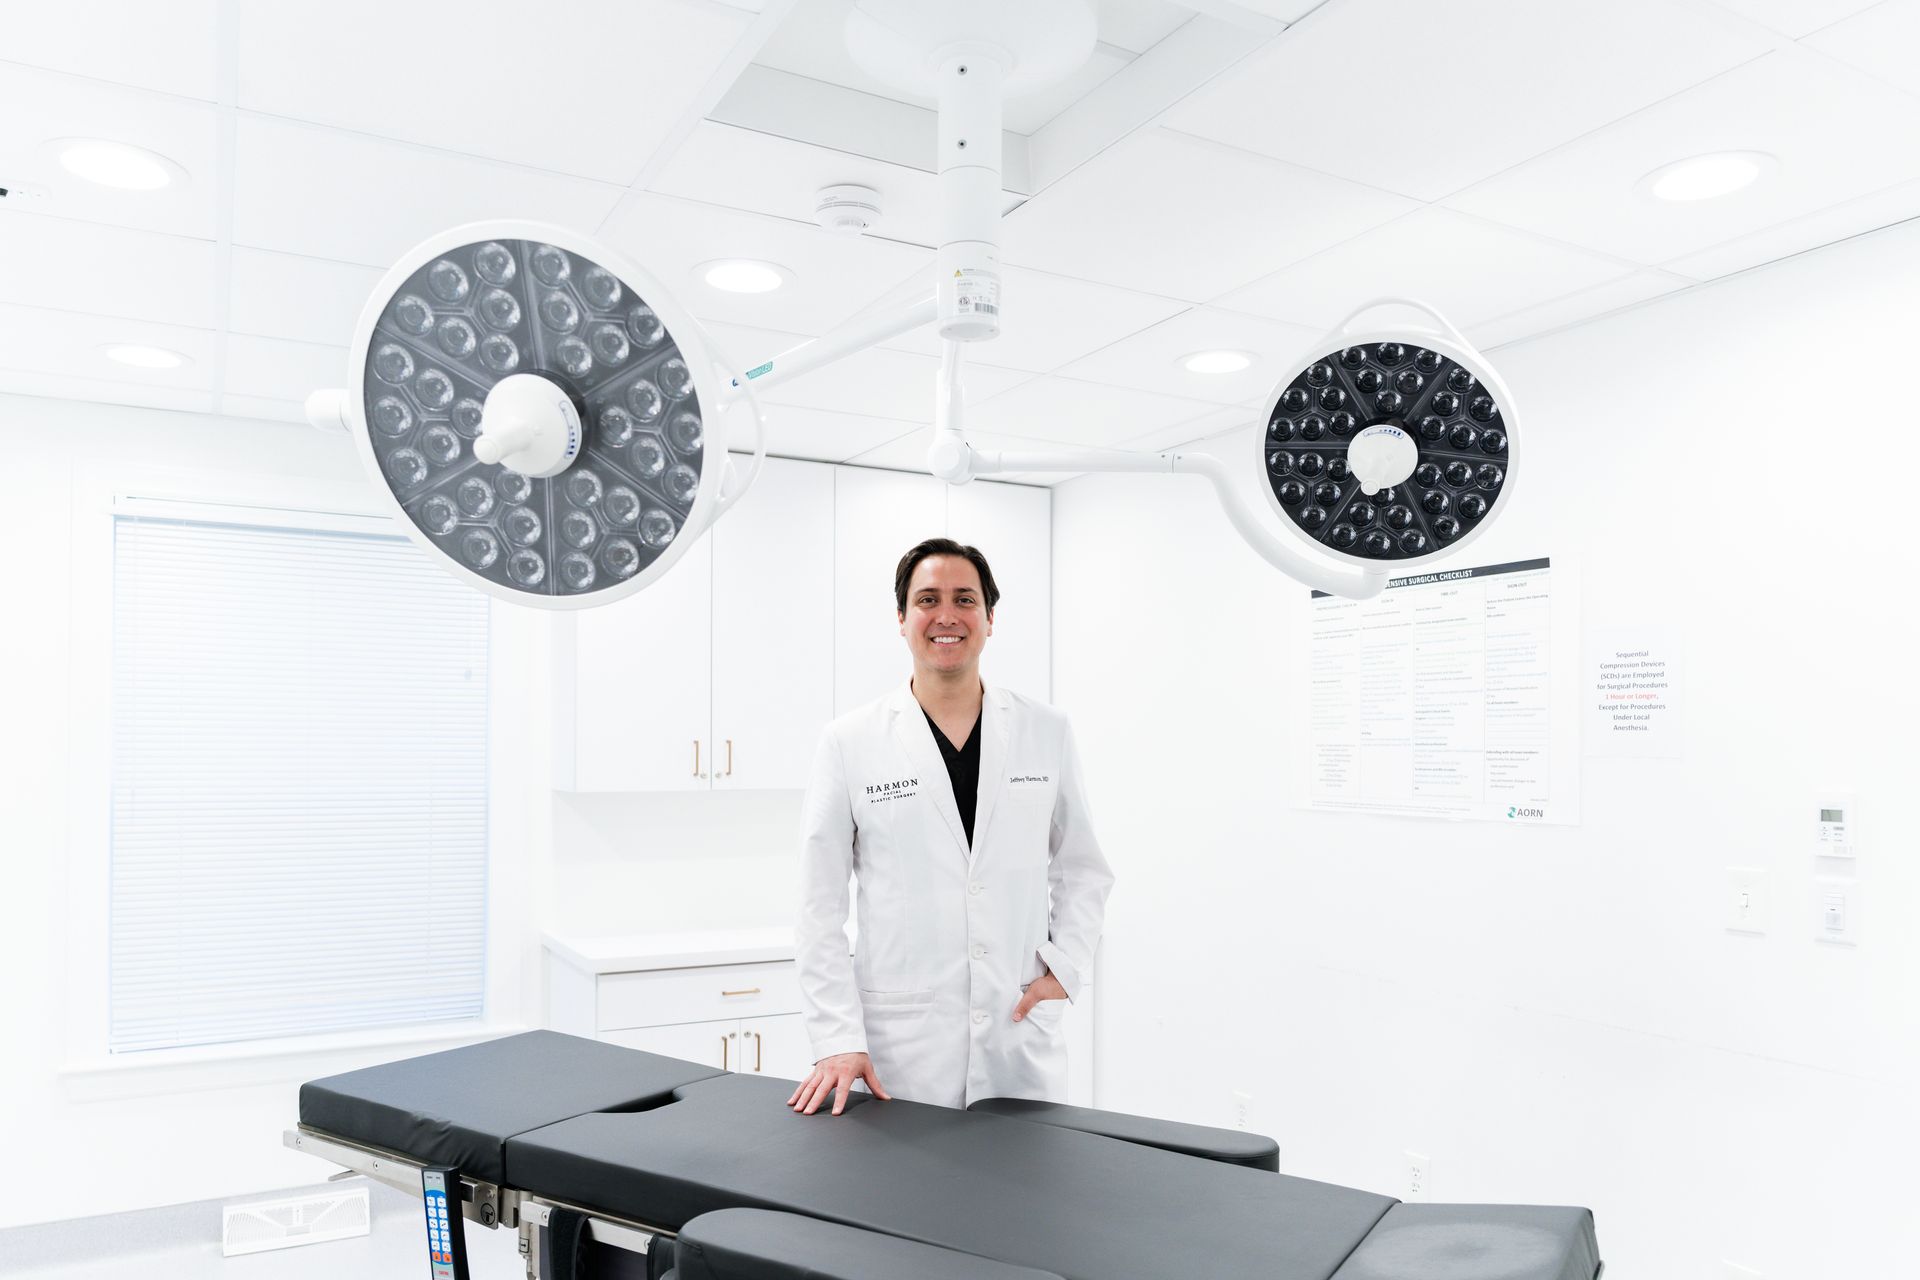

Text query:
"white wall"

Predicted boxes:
[[0, 397, 551, 1228], [1054, 221, 1920, 1277]]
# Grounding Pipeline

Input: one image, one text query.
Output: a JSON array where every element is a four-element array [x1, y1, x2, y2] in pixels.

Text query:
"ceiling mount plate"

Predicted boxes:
[[844, 0, 1097, 97]]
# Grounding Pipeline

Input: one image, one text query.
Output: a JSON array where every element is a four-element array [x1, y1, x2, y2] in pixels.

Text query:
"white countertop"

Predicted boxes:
[[543, 926, 797, 974]]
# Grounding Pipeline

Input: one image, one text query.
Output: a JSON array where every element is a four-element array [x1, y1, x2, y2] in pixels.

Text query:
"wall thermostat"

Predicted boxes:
[[1817, 796, 1856, 859]]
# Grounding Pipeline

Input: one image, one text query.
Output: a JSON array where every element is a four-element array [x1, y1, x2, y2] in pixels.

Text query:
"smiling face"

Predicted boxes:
[[899, 554, 992, 680]]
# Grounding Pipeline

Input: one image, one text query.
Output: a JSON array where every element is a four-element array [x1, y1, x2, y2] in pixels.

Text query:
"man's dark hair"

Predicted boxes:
[[894, 538, 1000, 616]]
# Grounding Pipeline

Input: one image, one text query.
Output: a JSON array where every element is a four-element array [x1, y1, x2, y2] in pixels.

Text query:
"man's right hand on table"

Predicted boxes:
[[788, 1052, 891, 1116]]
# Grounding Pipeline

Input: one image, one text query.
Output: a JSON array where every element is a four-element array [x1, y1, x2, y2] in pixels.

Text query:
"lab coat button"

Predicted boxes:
[[968, 882, 983, 895], [971, 944, 986, 959], [972, 1011, 987, 1025]]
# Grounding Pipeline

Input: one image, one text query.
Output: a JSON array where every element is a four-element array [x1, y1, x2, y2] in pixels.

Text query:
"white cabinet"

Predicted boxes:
[[546, 932, 816, 1084], [710, 457, 835, 790], [552, 457, 833, 791]]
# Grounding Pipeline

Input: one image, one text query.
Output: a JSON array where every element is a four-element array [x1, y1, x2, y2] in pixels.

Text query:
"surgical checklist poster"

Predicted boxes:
[[1300, 558, 1579, 825]]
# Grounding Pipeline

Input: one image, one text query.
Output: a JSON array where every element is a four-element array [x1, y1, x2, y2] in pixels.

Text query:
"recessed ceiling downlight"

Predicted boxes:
[[1639, 151, 1774, 203], [1181, 350, 1254, 374], [700, 260, 787, 294], [57, 139, 181, 191], [102, 343, 190, 369]]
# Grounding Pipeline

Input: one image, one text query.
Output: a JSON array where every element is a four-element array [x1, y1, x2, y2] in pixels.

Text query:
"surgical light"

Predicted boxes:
[[56, 139, 179, 191], [1641, 151, 1773, 203], [310, 0, 1518, 606], [701, 259, 788, 294], [103, 343, 190, 370], [1181, 350, 1254, 375]]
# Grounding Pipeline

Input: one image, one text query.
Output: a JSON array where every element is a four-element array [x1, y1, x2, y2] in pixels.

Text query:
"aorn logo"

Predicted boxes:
[[1508, 806, 1546, 819]]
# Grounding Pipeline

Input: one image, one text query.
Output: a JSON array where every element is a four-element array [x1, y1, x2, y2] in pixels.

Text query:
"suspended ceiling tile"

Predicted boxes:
[[219, 395, 310, 424], [1004, 44, 1134, 134], [231, 115, 625, 267], [1444, 49, 1920, 266], [1664, 178, 1920, 281], [0, 212, 219, 328], [700, 319, 1031, 422], [0, 302, 217, 388], [0, 64, 222, 239], [0, 370, 216, 414], [1231, 0, 1324, 18], [964, 374, 1221, 447], [1094, 0, 1195, 55], [602, 192, 932, 335], [1466, 270, 1691, 349], [1120, 402, 1262, 453], [235, 0, 752, 185], [1218, 207, 1638, 331], [743, 402, 925, 463], [1159, 0, 1772, 203], [1703, 0, 1883, 37], [0, 0, 221, 100], [223, 334, 347, 403], [1802, 0, 1920, 99], [1055, 306, 1322, 405], [228, 249, 385, 347], [875, 264, 1190, 374], [648, 121, 1022, 250], [999, 128, 1414, 301]]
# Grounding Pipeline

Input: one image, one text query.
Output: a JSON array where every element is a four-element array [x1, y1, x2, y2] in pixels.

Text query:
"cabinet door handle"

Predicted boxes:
[[720, 1034, 729, 1071], [753, 1031, 763, 1072], [725, 738, 733, 777], [692, 739, 701, 778], [721, 987, 761, 998]]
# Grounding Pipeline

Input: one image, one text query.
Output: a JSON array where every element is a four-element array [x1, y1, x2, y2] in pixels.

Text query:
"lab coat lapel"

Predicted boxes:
[[970, 684, 1011, 864], [888, 682, 968, 860]]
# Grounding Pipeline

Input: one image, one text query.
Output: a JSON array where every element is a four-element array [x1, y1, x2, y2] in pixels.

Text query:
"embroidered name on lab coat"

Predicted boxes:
[[865, 777, 920, 803], [1008, 774, 1051, 786]]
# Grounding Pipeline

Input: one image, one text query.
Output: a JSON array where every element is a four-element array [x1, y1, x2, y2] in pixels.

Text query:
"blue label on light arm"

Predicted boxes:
[[745, 361, 773, 380]]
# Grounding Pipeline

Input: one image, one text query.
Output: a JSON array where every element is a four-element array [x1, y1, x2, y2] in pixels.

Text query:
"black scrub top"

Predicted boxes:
[[925, 708, 982, 847]]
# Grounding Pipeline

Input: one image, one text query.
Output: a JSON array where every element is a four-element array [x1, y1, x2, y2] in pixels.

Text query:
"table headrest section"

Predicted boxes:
[[673, 1209, 1067, 1280], [505, 1072, 1396, 1280], [1328, 1204, 1601, 1280], [298, 1031, 725, 1184], [967, 1096, 1281, 1171]]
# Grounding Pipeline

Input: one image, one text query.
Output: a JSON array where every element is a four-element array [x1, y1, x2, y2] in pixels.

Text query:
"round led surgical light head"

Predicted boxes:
[[54, 138, 182, 191], [1639, 151, 1775, 203], [1259, 303, 1518, 567], [326, 222, 732, 609], [700, 259, 787, 294]]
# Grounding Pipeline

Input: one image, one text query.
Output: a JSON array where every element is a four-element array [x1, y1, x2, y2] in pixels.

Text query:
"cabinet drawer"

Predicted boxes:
[[597, 961, 801, 1031]]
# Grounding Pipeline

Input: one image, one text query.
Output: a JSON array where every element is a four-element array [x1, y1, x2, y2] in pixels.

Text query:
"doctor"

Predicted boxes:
[[788, 538, 1115, 1117]]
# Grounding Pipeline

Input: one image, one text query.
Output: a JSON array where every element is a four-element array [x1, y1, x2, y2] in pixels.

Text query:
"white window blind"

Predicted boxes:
[[109, 513, 490, 1054]]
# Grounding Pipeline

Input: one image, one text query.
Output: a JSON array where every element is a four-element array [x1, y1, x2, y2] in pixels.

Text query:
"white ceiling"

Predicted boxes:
[[4, 0, 1920, 483]]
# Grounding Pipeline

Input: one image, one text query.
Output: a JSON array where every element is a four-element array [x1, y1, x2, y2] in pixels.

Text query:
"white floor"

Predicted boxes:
[[0, 1180, 529, 1280]]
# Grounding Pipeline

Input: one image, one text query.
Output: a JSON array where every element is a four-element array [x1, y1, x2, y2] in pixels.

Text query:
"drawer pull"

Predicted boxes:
[[720, 1035, 729, 1071], [721, 987, 762, 998], [753, 1031, 763, 1072]]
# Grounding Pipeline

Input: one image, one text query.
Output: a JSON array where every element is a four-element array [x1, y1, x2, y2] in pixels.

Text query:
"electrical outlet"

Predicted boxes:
[[1231, 1090, 1251, 1130], [1405, 1150, 1431, 1202]]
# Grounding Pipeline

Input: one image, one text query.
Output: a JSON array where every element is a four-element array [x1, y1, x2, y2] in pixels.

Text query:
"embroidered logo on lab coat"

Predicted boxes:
[[865, 777, 920, 802]]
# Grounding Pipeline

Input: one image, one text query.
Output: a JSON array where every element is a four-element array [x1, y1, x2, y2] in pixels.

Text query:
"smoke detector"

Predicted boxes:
[[814, 184, 882, 235]]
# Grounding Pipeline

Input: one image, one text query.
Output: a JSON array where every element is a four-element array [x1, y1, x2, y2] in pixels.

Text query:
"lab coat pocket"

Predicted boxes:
[[860, 987, 936, 1009]]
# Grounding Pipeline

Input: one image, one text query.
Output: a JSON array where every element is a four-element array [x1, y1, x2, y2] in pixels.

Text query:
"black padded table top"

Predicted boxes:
[[1329, 1205, 1601, 1280], [672, 1209, 1068, 1280], [968, 1096, 1281, 1171], [507, 1072, 1396, 1280], [299, 1030, 724, 1185]]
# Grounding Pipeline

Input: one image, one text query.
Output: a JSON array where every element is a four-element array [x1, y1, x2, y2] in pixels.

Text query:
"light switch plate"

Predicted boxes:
[[1725, 867, 1767, 935], [1813, 876, 1858, 946]]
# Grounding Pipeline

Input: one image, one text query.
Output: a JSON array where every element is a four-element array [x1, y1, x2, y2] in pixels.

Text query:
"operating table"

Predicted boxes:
[[288, 1030, 1602, 1280]]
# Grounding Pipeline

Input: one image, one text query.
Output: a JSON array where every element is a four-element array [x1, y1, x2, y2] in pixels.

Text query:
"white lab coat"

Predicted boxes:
[[795, 681, 1115, 1108]]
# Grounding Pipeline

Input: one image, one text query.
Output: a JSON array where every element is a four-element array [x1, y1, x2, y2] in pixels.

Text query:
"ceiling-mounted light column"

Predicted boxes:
[[934, 47, 1005, 344]]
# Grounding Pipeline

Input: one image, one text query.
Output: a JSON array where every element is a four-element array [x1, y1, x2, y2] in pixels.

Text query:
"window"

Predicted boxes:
[[108, 513, 490, 1053]]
